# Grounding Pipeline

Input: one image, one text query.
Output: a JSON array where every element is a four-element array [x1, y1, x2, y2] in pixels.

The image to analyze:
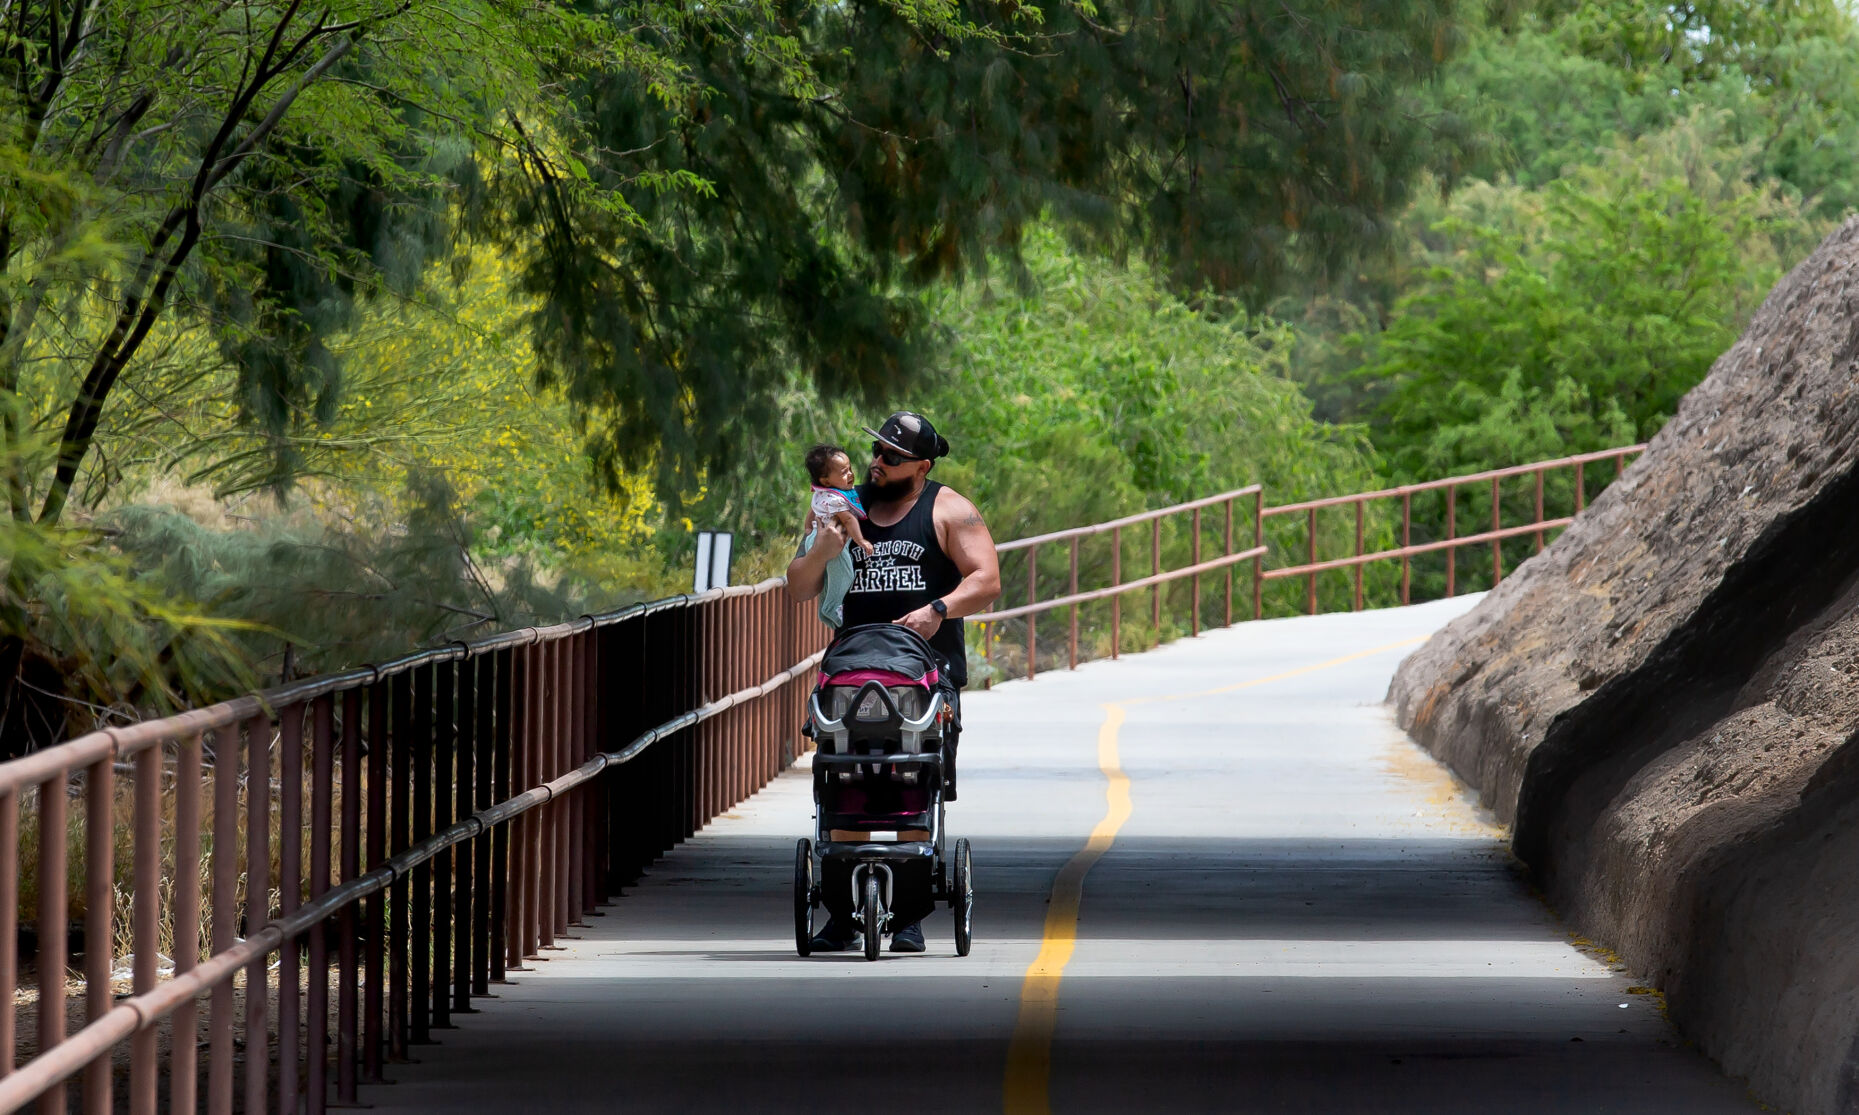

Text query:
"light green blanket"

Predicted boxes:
[[802, 529, 856, 628]]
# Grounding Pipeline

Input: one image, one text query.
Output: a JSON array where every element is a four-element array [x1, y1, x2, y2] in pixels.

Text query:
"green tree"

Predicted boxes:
[[509, 0, 1475, 508], [0, 0, 1478, 743], [1360, 112, 1820, 481], [696, 226, 1381, 563], [1518, 0, 1850, 84], [0, 0, 706, 745]]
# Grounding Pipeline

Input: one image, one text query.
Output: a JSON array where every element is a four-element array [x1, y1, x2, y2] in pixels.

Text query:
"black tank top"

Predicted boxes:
[[841, 479, 967, 687]]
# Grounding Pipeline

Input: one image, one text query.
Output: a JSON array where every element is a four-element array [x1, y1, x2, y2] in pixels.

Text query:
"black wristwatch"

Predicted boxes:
[[929, 598, 948, 618]]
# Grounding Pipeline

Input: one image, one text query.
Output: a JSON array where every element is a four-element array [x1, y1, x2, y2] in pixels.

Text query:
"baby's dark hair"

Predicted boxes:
[[805, 443, 849, 485]]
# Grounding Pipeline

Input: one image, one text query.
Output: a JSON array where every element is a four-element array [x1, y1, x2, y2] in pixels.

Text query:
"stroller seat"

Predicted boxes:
[[809, 625, 953, 756]]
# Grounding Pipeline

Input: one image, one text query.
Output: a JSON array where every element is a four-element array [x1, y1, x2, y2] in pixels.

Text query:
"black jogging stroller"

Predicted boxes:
[[794, 623, 972, 960]]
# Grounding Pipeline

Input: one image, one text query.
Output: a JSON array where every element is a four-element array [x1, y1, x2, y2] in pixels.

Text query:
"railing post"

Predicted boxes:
[[983, 621, 993, 690], [0, 789, 12, 1086], [1491, 475, 1503, 585], [1068, 538, 1080, 669], [245, 711, 273, 1115], [39, 767, 68, 1115], [1111, 526, 1122, 659], [432, 663, 455, 1029], [309, 696, 335, 1114], [84, 755, 113, 1115], [279, 703, 303, 1110], [1306, 506, 1317, 615], [454, 663, 479, 1013], [411, 665, 434, 1044], [131, 746, 159, 1115], [1445, 484, 1457, 598], [1616, 451, 1626, 478], [339, 689, 363, 1104], [1400, 490, 1412, 606], [1026, 544, 1039, 680], [1353, 499, 1364, 611], [173, 734, 201, 1114], [490, 649, 513, 986], [389, 670, 413, 1059], [363, 683, 387, 1082], [211, 723, 238, 1115], [1574, 460, 1585, 513], [1150, 518, 1161, 647], [1252, 489, 1263, 621], [1224, 497, 1234, 628], [1534, 468, 1546, 552], [1191, 507, 1202, 636]]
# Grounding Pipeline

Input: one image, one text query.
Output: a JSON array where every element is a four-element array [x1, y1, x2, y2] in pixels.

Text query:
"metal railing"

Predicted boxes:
[[0, 581, 826, 1114], [0, 441, 1649, 1112], [975, 486, 1267, 681], [975, 444, 1645, 683]]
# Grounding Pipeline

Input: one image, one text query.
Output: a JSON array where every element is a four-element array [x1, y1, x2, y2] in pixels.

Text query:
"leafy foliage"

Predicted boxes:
[[1360, 112, 1821, 480], [506, 0, 1473, 507], [697, 226, 1384, 577], [1433, 5, 1859, 213]]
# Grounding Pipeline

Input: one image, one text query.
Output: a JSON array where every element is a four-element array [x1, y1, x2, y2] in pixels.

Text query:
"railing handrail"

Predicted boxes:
[[0, 639, 825, 1112], [0, 440, 1653, 1112], [974, 545, 1268, 622], [3, 577, 789, 784], [970, 443, 1647, 668], [1263, 445, 1647, 516], [10, 446, 1650, 771], [1260, 517, 1579, 579], [994, 484, 1263, 552]]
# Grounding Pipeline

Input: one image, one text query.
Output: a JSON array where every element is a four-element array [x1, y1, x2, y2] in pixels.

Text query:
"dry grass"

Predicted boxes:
[[15, 730, 354, 961], [14, 952, 362, 1114], [10, 723, 360, 1095]]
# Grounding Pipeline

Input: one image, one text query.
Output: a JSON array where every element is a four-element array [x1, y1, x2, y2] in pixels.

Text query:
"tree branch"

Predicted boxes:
[[35, 17, 368, 526]]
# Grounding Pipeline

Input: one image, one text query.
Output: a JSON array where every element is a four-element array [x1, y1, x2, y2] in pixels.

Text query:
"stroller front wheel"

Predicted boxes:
[[952, 838, 973, 957], [794, 839, 814, 957], [862, 875, 883, 962]]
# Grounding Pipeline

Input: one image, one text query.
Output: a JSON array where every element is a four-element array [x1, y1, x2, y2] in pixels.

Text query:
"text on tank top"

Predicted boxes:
[[841, 479, 967, 687]]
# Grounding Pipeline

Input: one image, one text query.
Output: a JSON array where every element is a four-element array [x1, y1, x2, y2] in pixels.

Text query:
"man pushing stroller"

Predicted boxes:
[[786, 411, 1000, 952]]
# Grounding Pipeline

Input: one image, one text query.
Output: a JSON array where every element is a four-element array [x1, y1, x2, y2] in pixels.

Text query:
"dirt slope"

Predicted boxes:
[[1388, 215, 1859, 1115]]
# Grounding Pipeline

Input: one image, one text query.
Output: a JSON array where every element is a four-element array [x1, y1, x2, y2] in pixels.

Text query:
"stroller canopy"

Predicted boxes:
[[822, 624, 942, 687]]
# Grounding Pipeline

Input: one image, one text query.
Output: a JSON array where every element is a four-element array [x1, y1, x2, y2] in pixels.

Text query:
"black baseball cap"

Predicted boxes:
[[862, 411, 949, 460]]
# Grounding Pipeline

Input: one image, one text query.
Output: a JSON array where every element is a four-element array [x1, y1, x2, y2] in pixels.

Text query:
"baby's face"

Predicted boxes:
[[824, 453, 857, 489]]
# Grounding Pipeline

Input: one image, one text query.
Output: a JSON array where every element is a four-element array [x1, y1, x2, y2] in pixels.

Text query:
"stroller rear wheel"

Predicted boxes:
[[794, 839, 814, 957], [862, 875, 883, 962], [952, 838, 973, 957]]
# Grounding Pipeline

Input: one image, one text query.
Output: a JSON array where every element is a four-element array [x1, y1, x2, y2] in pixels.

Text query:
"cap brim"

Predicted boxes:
[[860, 425, 918, 459]]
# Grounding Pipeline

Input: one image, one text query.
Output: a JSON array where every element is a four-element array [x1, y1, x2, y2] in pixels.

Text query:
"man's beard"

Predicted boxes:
[[865, 472, 915, 504]]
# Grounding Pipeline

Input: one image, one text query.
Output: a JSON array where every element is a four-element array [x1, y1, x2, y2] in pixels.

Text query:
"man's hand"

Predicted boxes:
[[785, 512, 849, 601], [810, 513, 849, 560], [893, 604, 942, 640]]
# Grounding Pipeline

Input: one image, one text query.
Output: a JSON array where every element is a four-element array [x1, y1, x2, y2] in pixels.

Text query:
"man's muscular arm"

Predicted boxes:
[[893, 488, 1001, 638]]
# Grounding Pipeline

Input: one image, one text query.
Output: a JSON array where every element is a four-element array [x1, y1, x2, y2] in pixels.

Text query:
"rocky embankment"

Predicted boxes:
[[1389, 215, 1859, 1115]]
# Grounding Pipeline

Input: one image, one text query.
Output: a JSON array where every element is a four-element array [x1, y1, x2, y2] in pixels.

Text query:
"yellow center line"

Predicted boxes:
[[1000, 635, 1428, 1114]]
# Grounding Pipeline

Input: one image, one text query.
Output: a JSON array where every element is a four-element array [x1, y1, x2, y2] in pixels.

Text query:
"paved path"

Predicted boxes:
[[368, 598, 1759, 1113]]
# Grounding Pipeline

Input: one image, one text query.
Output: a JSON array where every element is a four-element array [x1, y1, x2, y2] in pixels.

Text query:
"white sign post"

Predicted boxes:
[[693, 530, 733, 593]]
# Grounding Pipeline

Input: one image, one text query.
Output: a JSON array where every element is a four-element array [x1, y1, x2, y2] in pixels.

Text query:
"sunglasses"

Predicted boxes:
[[871, 441, 921, 467]]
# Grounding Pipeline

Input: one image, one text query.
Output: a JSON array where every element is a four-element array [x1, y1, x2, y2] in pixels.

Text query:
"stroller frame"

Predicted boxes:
[[794, 627, 973, 961]]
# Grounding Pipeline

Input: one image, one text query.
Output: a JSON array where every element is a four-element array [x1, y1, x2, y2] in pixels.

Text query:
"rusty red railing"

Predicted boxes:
[[0, 441, 1648, 1112], [975, 444, 1645, 683], [0, 581, 826, 1114], [975, 485, 1267, 681], [1262, 444, 1645, 612]]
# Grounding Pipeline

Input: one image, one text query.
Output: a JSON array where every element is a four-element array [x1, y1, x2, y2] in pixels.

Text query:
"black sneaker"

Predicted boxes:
[[808, 916, 860, 953], [889, 922, 926, 953]]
